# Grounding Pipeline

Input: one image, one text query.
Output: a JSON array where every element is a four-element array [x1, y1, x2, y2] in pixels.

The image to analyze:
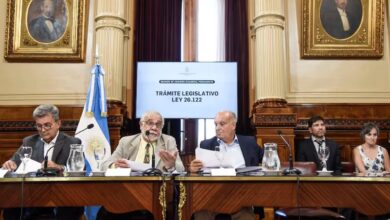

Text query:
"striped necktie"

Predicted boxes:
[[143, 143, 151, 163], [315, 140, 324, 153]]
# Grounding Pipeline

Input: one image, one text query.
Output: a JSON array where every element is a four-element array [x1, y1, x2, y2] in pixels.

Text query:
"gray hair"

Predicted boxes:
[[32, 104, 60, 121], [360, 122, 380, 140], [218, 111, 237, 124], [140, 111, 165, 128]]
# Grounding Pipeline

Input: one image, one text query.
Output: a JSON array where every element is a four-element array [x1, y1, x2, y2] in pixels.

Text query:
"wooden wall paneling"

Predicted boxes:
[[255, 127, 294, 162], [181, 154, 195, 173], [0, 131, 35, 163], [0, 103, 125, 165], [106, 101, 125, 150], [252, 102, 297, 163], [254, 103, 390, 163]]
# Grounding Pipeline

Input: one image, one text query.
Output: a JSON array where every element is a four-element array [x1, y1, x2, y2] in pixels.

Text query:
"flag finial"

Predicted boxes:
[[95, 44, 100, 65]]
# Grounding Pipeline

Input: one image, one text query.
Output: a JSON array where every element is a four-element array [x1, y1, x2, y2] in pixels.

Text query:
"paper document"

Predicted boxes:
[[15, 159, 41, 174], [211, 168, 236, 176], [236, 166, 262, 173], [127, 160, 151, 172], [195, 147, 242, 168], [105, 168, 131, 176], [0, 169, 8, 178]]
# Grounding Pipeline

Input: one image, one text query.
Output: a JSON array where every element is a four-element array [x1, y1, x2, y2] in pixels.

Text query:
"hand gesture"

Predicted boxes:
[[2, 160, 17, 171], [114, 159, 130, 168], [189, 159, 203, 173], [159, 150, 177, 170]]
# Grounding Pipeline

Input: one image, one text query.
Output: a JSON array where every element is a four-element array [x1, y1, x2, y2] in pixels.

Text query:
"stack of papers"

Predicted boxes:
[[15, 159, 41, 174], [105, 168, 132, 176], [195, 148, 262, 176], [126, 161, 151, 172], [195, 148, 243, 168]]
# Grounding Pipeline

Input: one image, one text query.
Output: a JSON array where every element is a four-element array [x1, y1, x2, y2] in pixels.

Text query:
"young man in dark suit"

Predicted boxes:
[[296, 115, 342, 175]]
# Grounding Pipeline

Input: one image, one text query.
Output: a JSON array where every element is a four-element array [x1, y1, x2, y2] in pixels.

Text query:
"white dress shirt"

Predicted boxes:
[[217, 135, 246, 168], [42, 131, 59, 161], [337, 7, 351, 31], [311, 136, 326, 154]]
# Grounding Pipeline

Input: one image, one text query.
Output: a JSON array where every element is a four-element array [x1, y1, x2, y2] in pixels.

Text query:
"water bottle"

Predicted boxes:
[[262, 143, 281, 171], [66, 144, 85, 172]]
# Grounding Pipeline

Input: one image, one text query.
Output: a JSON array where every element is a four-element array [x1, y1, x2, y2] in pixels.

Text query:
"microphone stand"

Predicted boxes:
[[277, 131, 301, 176], [75, 123, 94, 135], [36, 123, 94, 177], [142, 131, 162, 176], [36, 146, 60, 177]]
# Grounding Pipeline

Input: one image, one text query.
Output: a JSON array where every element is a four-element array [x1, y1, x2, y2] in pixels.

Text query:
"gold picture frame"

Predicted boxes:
[[301, 0, 384, 58], [4, 0, 88, 62]]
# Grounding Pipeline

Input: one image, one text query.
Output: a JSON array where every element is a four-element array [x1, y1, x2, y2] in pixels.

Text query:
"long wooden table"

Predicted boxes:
[[0, 176, 169, 220], [2, 175, 390, 220], [175, 175, 390, 220]]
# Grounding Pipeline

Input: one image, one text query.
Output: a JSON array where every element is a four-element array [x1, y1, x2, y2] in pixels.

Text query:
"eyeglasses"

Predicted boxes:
[[34, 123, 53, 130], [143, 121, 163, 129]]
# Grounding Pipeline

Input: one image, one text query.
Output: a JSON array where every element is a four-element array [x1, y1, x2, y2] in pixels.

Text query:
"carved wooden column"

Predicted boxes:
[[251, 0, 296, 161]]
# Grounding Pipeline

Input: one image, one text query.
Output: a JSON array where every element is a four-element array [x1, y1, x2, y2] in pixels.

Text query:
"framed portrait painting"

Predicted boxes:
[[4, 0, 89, 62], [301, 0, 384, 58]]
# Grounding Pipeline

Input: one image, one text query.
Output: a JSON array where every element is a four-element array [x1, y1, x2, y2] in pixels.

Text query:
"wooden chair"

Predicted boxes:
[[341, 161, 355, 173], [275, 162, 346, 219], [280, 161, 316, 175]]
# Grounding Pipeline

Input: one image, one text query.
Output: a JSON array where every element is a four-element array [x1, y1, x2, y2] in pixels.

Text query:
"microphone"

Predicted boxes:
[[36, 145, 59, 177], [36, 124, 94, 177], [277, 130, 301, 175], [75, 123, 94, 135], [142, 130, 162, 176]]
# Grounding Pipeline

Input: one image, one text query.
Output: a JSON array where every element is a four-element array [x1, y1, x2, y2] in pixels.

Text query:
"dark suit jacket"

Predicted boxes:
[[320, 1, 362, 39], [28, 16, 64, 43], [10, 132, 81, 167], [296, 138, 342, 175], [200, 135, 263, 166]]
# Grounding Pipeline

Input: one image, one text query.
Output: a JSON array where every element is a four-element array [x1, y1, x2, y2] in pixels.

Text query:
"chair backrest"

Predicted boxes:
[[281, 161, 316, 175], [341, 161, 355, 173]]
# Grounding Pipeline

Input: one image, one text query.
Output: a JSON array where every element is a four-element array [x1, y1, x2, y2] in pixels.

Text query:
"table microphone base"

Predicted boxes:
[[282, 167, 302, 176], [142, 167, 162, 176], [36, 168, 60, 177]]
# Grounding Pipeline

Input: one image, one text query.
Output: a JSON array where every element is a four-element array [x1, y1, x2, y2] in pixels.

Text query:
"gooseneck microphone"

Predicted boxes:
[[277, 130, 301, 175], [75, 123, 94, 135], [142, 130, 162, 176], [36, 145, 58, 177], [36, 124, 94, 177]]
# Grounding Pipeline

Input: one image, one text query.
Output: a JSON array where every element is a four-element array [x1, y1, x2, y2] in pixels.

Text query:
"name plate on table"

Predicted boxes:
[[105, 168, 131, 176], [211, 168, 236, 176], [0, 169, 8, 178]]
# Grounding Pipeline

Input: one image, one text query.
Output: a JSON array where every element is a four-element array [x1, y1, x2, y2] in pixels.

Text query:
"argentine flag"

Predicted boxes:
[[76, 62, 111, 220]]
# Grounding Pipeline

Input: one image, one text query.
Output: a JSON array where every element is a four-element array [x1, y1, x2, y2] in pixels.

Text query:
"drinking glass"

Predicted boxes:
[[318, 146, 330, 171], [19, 146, 32, 173], [215, 145, 225, 168], [93, 147, 106, 171]]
